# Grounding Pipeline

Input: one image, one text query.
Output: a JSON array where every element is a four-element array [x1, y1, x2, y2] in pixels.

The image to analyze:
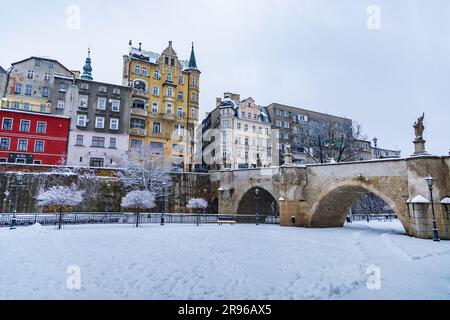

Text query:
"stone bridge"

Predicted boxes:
[[211, 156, 450, 239]]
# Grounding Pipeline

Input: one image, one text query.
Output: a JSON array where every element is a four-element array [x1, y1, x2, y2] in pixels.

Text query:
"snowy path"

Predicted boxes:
[[0, 221, 449, 300]]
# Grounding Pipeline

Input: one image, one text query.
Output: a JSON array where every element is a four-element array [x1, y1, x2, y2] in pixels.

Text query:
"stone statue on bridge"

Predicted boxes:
[[412, 113, 428, 156], [413, 113, 425, 140]]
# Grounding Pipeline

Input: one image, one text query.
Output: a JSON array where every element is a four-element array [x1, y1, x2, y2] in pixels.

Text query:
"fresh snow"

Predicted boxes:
[[0, 221, 449, 300]]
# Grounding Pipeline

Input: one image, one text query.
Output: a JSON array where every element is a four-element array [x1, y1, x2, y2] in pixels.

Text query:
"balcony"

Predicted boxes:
[[164, 113, 175, 121], [131, 108, 147, 117], [129, 128, 147, 136], [132, 88, 149, 100]]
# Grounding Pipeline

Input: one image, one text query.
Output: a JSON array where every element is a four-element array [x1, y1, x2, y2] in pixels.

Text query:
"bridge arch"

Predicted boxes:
[[236, 187, 280, 220], [309, 182, 407, 230]]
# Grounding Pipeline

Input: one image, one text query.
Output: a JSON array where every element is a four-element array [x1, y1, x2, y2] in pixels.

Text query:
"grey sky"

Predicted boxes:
[[1, 0, 448, 155]]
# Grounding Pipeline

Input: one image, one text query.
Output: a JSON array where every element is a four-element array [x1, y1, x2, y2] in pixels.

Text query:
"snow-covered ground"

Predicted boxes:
[[0, 221, 449, 300]]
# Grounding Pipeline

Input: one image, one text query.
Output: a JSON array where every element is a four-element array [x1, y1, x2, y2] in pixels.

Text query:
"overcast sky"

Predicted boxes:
[[1, 0, 448, 155]]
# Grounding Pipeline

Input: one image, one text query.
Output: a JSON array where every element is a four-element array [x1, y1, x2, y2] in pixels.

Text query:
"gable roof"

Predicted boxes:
[[11, 56, 73, 75], [0, 66, 6, 74]]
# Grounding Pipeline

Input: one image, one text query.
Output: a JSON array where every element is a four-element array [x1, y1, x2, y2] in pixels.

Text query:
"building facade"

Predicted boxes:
[[122, 41, 200, 171], [0, 109, 70, 165], [66, 52, 131, 168], [0, 67, 7, 98], [198, 93, 272, 170], [267, 103, 354, 165], [2, 57, 75, 116]]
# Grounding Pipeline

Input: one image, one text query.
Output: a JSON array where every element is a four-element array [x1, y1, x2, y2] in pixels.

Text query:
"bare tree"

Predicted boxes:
[[299, 120, 365, 163], [116, 145, 173, 200]]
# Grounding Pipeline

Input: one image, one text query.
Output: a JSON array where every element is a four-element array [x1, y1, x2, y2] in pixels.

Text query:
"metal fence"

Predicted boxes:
[[0, 213, 280, 228], [349, 214, 398, 222]]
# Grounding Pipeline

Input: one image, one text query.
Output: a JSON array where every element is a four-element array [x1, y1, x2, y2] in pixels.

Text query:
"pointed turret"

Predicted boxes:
[[188, 42, 198, 69], [81, 47, 93, 80]]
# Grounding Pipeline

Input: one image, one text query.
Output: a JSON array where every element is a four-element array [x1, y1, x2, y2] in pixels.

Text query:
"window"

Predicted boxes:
[[131, 139, 143, 149], [59, 83, 66, 92], [130, 118, 145, 129], [14, 83, 22, 94], [27, 70, 34, 79], [165, 57, 169, 65], [222, 119, 231, 129], [245, 137, 249, 146], [152, 103, 158, 113], [265, 128, 269, 135], [133, 99, 145, 109], [298, 115, 308, 122], [170, 58, 175, 66], [97, 97, 106, 110], [25, 85, 32, 95], [77, 114, 87, 127], [33, 160, 42, 165], [134, 65, 140, 74], [275, 120, 282, 128], [42, 87, 49, 97], [48, 62, 54, 68], [191, 93, 196, 102], [98, 86, 107, 93], [36, 122, 46, 133], [44, 73, 50, 80], [16, 158, 26, 164], [154, 70, 160, 79], [57, 100, 65, 110], [284, 111, 289, 117], [248, 113, 252, 118], [244, 124, 248, 132], [34, 141, 44, 153], [91, 137, 105, 147], [20, 120, 30, 132], [178, 92, 183, 100], [80, 83, 89, 90], [110, 118, 119, 130], [142, 67, 148, 76], [79, 95, 88, 108], [252, 126, 256, 133], [167, 87, 173, 97], [178, 76, 184, 84], [177, 107, 184, 117], [23, 103, 30, 111], [284, 122, 290, 129], [90, 158, 104, 168], [275, 109, 281, 116], [111, 100, 120, 112], [76, 135, 84, 146], [191, 108, 196, 118], [39, 105, 46, 113], [153, 86, 159, 96], [153, 122, 161, 133], [237, 123, 241, 130], [113, 88, 121, 95], [192, 78, 196, 87], [17, 139, 28, 151], [174, 124, 185, 136], [0, 138, 10, 150], [95, 117, 105, 129], [2, 118, 13, 130], [12, 102, 20, 109], [241, 112, 245, 118], [167, 103, 172, 114], [167, 73, 172, 82], [35, 59, 41, 66], [109, 138, 117, 149]]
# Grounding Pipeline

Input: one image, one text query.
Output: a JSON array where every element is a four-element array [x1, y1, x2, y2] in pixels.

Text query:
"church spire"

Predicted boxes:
[[188, 42, 197, 69], [81, 46, 93, 80]]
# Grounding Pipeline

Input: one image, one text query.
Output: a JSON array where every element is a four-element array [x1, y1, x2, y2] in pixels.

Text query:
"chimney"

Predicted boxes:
[[216, 97, 222, 107], [169, 41, 173, 47], [129, 40, 132, 52], [139, 42, 142, 52]]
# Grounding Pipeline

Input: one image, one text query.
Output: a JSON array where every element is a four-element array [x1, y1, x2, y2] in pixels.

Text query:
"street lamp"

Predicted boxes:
[[255, 188, 260, 226], [10, 172, 24, 230], [373, 137, 378, 159], [161, 187, 167, 226], [425, 175, 440, 242]]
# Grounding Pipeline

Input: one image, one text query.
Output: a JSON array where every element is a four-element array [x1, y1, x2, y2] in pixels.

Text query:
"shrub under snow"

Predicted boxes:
[[121, 190, 156, 211], [36, 184, 84, 208], [186, 198, 208, 210]]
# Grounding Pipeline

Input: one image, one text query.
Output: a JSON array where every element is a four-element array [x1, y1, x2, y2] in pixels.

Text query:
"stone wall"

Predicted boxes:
[[0, 164, 213, 214]]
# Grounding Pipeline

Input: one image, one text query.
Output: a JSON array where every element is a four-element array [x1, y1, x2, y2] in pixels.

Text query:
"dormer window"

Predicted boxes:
[[171, 58, 175, 66], [165, 57, 169, 65], [35, 59, 41, 66]]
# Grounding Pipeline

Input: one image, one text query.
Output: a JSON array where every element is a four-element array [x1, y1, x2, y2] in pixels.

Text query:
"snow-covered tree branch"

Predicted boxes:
[[186, 198, 208, 210], [36, 184, 84, 230], [121, 190, 156, 227], [116, 146, 172, 200]]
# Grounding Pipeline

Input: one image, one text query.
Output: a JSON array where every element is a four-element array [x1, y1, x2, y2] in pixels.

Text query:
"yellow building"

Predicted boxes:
[[123, 41, 200, 171]]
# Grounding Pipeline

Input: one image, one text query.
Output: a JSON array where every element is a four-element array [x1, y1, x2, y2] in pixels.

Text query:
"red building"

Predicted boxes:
[[0, 109, 70, 165]]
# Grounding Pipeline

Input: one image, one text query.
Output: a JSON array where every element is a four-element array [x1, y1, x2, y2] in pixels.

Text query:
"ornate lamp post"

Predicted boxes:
[[373, 137, 378, 159], [161, 187, 167, 226], [255, 188, 260, 226], [425, 175, 440, 242], [10, 172, 24, 230]]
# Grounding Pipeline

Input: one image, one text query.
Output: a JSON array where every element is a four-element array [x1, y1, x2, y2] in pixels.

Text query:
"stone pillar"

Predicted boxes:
[[279, 201, 305, 227], [283, 153, 294, 165], [413, 138, 428, 156], [408, 201, 433, 238]]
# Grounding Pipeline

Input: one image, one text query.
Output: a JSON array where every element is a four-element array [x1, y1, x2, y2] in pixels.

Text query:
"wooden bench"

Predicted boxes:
[[218, 220, 237, 226]]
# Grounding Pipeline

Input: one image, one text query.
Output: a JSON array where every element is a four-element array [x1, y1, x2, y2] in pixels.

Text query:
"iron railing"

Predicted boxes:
[[0, 213, 280, 228]]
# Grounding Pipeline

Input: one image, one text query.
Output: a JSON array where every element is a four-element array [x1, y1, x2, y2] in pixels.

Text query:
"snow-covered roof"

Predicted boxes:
[[441, 197, 450, 204], [407, 195, 430, 204], [130, 47, 190, 71]]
